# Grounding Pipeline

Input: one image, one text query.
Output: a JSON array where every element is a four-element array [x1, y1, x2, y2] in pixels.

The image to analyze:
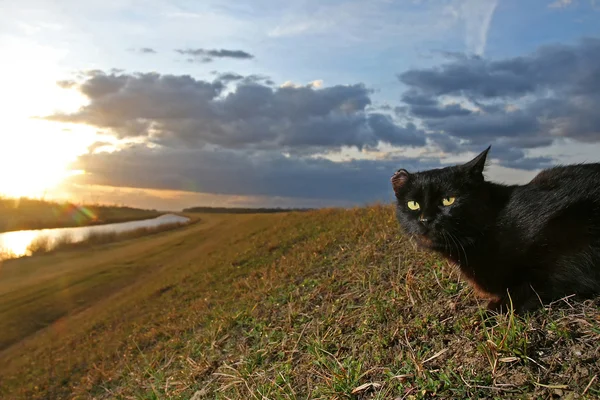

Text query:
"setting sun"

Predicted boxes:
[[0, 119, 92, 198], [0, 36, 94, 198]]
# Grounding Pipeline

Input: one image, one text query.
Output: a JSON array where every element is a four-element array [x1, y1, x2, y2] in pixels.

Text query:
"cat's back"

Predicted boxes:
[[502, 163, 600, 231], [528, 163, 600, 193], [500, 163, 600, 241]]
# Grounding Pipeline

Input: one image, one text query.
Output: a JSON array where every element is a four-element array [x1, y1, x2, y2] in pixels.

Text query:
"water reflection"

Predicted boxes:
[[0, 214, 190, 260], [0, 230, 40, 259]]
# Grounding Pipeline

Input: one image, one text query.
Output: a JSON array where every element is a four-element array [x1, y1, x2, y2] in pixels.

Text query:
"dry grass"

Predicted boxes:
[[0, 205, 598, 399], [0, 196, 161, 233]]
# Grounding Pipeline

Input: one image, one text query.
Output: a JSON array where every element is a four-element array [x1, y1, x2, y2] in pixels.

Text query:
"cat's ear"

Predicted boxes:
[[391, 169, 410, 196], [462, 145, 491, 177]]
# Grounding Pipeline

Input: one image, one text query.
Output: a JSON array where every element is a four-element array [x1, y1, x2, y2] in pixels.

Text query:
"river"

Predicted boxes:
[[0, 214, 190, 260]]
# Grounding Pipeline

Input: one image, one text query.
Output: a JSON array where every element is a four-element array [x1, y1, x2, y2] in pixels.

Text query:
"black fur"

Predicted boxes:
[[391, 146, 600, 313]]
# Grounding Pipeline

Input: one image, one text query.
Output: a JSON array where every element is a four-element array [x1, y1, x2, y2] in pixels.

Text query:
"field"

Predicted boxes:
[[0, 197, 161, 233], [0, 205, 598, 399]]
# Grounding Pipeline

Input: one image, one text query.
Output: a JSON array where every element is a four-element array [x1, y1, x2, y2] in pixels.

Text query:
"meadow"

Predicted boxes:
[[0, 197, 161, 233], [0, 205, 598, 399]]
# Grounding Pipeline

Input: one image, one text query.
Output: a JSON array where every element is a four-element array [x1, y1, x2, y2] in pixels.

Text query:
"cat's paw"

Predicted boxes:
[[485, 296, 539, 315], [485, 298, 514, 314], [486, 298, 503, 313]]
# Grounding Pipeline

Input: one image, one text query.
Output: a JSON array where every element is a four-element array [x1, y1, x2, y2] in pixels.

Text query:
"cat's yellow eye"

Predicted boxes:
[[442, 197, 456, 206], [407, 201, 420, 210]]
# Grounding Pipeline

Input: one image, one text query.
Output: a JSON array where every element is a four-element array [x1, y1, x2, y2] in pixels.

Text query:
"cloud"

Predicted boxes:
[[138, 47, 157, 54], [265, 0, 463, 49], [407, 103, 473, 119], [548, 0, 574, 8], [399, 57, 535, 98], [46, 70, 427, 153], [425, 110, 540, 141], [48, 68, 434, 203], [50, 35, 600, 204], [69, 140, 549, 205], [280, 79, 324, 89], [213, 72, 272, 85], [127, 47, 158, 54], [70, 139, 549, 206], [56, 80, 77, 89], [69, 144, 441, 203], [399, 37, 600, 99], [87, 141, 113, 153], [397, 37, 600, 167], [214, 72, 244, 82], [400, 90, 438, 106], [459, 0, 498, 56], [175, 48, 254, 63]]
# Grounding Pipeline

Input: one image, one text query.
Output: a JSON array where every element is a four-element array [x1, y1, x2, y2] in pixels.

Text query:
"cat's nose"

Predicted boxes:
[[418, 215, 429, 224]]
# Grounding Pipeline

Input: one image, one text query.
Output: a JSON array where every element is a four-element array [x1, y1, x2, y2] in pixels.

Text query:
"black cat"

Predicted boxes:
[[391, 146, 600, 313]]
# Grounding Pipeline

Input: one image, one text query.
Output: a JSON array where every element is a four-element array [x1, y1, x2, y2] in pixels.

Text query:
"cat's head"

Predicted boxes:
[[391, 146, 491, 250]]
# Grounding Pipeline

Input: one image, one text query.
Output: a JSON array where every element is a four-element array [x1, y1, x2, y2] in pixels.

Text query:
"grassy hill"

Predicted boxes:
[[0, 205, 598, 399], [0, 197, 161, 233]]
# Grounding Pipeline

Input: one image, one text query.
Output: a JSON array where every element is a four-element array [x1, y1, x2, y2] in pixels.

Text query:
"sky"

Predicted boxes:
[[1, 0, 600, 210]]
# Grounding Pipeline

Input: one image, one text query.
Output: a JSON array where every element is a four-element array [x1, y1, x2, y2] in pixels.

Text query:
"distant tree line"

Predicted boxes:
[[0, 197, 161, 233], [182, 206, 313, 214]]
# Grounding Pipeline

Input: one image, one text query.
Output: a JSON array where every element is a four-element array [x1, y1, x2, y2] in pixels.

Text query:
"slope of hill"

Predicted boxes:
[[0, 205, 598, 399], [0, 197, 161, 233]]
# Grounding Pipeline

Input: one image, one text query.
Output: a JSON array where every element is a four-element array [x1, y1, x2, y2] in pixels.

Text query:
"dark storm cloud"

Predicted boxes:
[[47, 71, 427, 153], [175, 48, 254, 62], [366, 116, 425, 146], [409, 103, 472, 119], [398, 38, 600, 99], [398, 37, 600, 170], [478, 143, 553, 171], [70, 145, 441, 203], [400, 90, 438, 106], [425, 110, 540, 141], [425, 133, 462, 153], [70, 142, 549, 203], [399, 59, 535, 99]]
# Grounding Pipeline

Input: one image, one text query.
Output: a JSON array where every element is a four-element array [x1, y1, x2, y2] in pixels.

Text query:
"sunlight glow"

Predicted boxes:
[[0, 230, 39, 259], [0, 120, 94, 198], [0, 36, 96, 198]]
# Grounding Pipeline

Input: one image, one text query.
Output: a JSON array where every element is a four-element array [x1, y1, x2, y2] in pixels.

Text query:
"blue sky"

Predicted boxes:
[[1, 0, 599, 209]]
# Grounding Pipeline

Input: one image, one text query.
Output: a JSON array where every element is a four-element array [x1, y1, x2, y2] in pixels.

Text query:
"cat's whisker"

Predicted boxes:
[[448, 230, 469, 267], [442, 231, 453, 258], [445, 230, 460, 263]]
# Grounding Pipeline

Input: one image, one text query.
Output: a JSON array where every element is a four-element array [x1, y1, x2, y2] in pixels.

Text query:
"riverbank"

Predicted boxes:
[[0, 197, 161, 233]]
